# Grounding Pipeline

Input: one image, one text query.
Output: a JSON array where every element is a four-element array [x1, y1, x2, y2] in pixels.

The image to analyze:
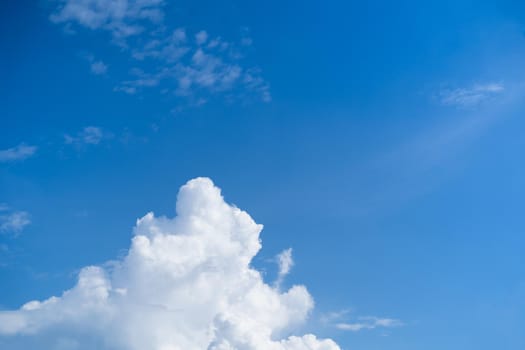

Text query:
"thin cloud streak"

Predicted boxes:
[[321, 309, 403, 333], [342, 83, 521, 217], [336, 317, 404, 332], [439, 82, 504, 108], [0, 144, 37, 162]]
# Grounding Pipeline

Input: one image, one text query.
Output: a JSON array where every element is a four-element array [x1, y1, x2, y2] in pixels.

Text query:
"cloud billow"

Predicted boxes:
[[0, 178, 340, 350]]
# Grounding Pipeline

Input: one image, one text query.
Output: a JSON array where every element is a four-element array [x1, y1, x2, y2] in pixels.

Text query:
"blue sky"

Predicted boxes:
[[1, 0, 525, 349]]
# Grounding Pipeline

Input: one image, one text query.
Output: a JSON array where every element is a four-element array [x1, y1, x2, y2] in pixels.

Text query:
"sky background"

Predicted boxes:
[[1, 0, 525, 349]]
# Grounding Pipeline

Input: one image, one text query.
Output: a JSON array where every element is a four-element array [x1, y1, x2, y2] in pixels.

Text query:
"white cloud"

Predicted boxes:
[[171, 48, 243, 97], [50, 2, 271, 104], [439, 82, 504, 108], [243, 67, 271, 102], [240, 28, 253, 46], [0, 210, 31, 235], [50, 0, 165, 40], [0, 178, 340, 350], [241, 37, 253, 46], [64, 126, 108, 146], [195, 30, 208, 45], [132, 28, 189, 62], [172, 28, 187, 43], [116, 37, 264, 104], [90, 60, 108, 75], [319, 309, 352, 325], [0, 144, 37, 162], [113, 85, 137, 95], [277, 248, 294, 277], [119, 37, 266, 102], [320, 309, 403, 334], [336, 316, 403, 332], [275, 248, 293, 289]]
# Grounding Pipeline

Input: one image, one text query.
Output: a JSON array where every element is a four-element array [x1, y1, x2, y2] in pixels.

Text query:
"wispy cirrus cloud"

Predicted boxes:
[[0, 126, 141, 162], [439, 82, 504, 108], [64, 126, 110, 146], [50, 0, 271, 105], [336, 316, 404, 332], [322, 309, 403, 333], [0, 143, 37, 162], [50, 0, 165, 41], [115, 28, 270, 103]]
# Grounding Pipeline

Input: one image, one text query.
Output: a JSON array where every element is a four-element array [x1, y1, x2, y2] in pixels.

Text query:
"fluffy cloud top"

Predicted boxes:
[[0, 178, 340, 350]]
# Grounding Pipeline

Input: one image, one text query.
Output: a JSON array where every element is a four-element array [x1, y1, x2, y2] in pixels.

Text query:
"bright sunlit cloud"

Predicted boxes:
[[0, 178, 340, 350]]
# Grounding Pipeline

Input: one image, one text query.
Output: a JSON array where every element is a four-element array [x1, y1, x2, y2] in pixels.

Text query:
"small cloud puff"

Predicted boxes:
[[90, 61, 108, 75], [275, 248, 294, 289], [0, 205, 31, 235], [195, 30, 208, 45], [0, 178, 340, 350], [0, 144, 37, 162], [64, 126, 109, 146]]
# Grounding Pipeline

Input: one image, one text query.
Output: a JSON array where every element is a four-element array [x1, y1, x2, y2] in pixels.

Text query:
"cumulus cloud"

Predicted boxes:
[[439, 83, 504, 108], [0, 143, 37, 162], [0, 178, 340, 350]]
